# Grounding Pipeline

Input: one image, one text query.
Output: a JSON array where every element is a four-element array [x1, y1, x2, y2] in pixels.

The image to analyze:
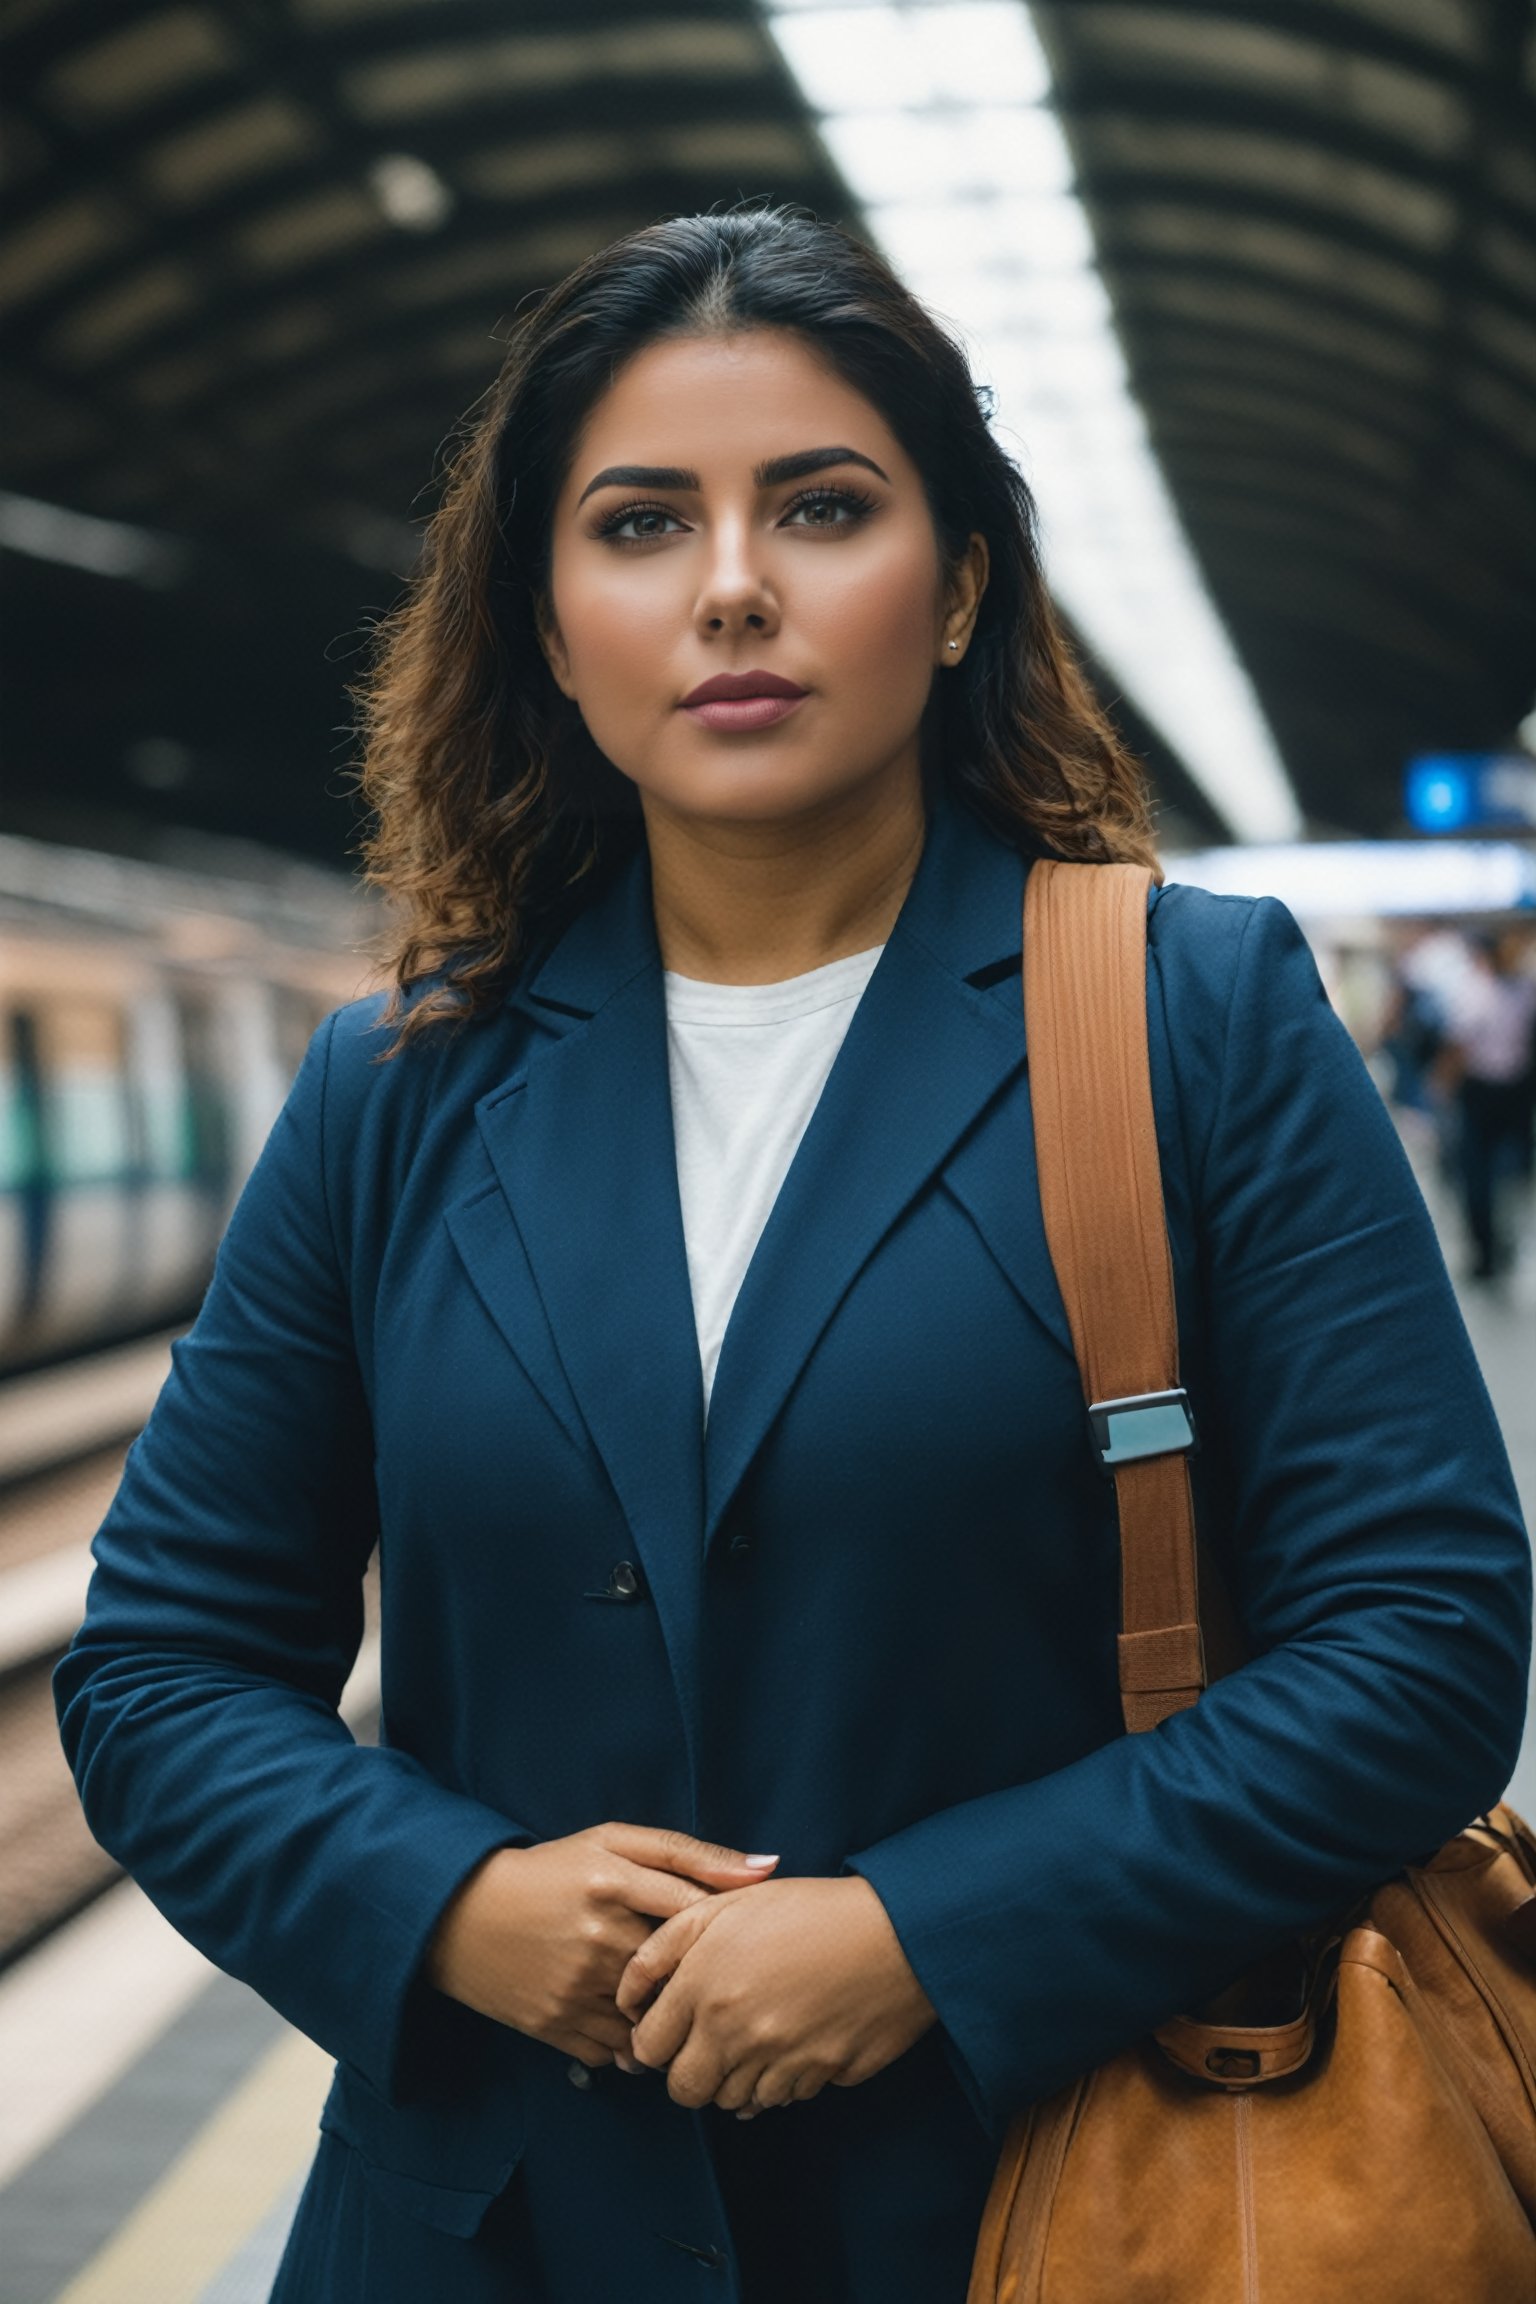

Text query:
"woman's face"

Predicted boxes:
[[539, 328, 985, 831]]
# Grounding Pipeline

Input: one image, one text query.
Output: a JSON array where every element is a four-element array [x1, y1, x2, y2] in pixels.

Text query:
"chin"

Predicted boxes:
[[639, 752, 897, 827]]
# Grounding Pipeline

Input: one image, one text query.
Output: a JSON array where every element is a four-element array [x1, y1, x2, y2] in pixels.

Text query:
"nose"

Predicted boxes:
[[693, 515, 779, 641]]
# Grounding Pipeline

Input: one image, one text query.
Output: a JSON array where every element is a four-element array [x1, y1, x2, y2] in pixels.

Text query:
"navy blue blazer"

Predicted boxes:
[[57, 785, 1530, 2303]]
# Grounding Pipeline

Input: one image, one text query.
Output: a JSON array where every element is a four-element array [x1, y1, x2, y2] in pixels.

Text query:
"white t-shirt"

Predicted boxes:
[[663, 944, 885, 1417]]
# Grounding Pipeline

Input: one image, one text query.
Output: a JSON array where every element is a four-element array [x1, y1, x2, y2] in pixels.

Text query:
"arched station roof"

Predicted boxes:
[[1, 1, 846, 563], [1034, 0, 1536, 827], [1, 0, 1532, 852]]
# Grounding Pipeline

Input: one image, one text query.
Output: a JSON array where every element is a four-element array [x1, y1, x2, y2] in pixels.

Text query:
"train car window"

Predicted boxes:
[[1, 1009, 46, 1322], [172, 990, 233, 1200], [0, 1010, 43, 1192], [35, 1001, 131, 1185], [131, 995, 197, 1182]]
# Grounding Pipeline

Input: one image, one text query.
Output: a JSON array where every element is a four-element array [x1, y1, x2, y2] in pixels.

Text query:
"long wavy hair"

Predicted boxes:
[[351, 205, 1158, 1056]]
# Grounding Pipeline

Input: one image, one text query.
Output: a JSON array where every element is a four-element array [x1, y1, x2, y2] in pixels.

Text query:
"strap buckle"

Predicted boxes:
[[1089, 1387, 1198, 1470]]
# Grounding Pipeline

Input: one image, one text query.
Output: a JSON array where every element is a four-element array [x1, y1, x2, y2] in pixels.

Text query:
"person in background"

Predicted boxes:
[[1377, 924, 1449, 1121], [1440, 927, 1536, 1280]]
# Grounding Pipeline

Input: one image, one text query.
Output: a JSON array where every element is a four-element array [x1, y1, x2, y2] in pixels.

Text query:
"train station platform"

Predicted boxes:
[[1, 1158, 1532, 2303]]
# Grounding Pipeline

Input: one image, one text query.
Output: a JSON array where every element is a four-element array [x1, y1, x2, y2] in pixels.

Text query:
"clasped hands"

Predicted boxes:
[[424, 1823, 939, 2124], [614, 1867, 939, 2119]]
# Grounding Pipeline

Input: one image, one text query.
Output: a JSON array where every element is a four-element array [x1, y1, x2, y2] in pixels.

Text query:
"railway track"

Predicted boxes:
[[0, 1333, 379, 1971]]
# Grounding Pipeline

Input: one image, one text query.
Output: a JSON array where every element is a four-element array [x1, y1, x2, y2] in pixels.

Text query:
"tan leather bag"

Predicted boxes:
[[966, 859, 1536, 2304]]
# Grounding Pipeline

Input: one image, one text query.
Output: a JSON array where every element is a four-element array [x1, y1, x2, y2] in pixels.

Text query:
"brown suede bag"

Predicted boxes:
[[965, 860, 1536, 2304]]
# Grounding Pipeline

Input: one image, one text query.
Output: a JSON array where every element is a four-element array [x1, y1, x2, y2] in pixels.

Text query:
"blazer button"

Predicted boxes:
[[583, 1561, 645, 1602], [728, 1533, 753, 1563], [566, 2059, 593, 2089], [658, 2234, 729, 2270]]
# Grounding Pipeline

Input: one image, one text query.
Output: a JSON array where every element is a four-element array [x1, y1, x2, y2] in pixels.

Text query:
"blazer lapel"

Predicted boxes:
[[700, 788, 1061, 1555], [443, 1181, 592, 1466], [457, 848, 711, 1762]]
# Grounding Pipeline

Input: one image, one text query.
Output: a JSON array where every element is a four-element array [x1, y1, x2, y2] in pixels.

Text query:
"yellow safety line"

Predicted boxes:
[[52, 2029, 332, 2304]]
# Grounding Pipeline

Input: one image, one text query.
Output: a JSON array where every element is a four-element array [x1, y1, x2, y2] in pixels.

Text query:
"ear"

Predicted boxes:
[[535, 594, 576, 698], [937, 533, 990, 666]]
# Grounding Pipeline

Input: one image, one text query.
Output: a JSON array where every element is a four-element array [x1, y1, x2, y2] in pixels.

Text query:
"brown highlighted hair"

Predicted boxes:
[[351, 206, 1158, 1055]]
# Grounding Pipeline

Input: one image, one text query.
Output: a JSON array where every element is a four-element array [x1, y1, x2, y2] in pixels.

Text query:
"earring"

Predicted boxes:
[[947, 640, 959, 652]]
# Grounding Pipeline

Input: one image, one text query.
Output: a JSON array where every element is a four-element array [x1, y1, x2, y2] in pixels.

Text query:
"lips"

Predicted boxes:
[[680, 672, 807, 706], [680, 670, 808, 733]]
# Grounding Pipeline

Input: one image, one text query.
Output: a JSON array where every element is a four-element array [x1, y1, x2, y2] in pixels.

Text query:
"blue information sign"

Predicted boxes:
[[1406, 753, 1536, 832]]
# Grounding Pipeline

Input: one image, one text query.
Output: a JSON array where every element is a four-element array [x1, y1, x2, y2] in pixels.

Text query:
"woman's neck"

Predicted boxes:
[[643, 770, 927, 985]]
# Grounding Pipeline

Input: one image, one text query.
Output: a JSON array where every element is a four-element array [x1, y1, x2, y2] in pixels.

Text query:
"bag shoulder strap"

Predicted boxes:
[[1022, 857, 1205, 1733]]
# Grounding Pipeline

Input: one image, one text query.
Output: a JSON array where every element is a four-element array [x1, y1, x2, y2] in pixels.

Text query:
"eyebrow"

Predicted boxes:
[[575, 445, 891, 507]]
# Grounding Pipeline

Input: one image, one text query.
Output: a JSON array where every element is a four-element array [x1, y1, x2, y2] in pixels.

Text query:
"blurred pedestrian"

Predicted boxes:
[[1391, 923, 1477, 1186], [1440, 929, 1536, 1280], [1378, 926, 1448, 1116]]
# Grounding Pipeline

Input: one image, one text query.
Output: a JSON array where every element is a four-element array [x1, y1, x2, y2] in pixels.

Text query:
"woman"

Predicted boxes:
[[56, 209, 1529, 2303]]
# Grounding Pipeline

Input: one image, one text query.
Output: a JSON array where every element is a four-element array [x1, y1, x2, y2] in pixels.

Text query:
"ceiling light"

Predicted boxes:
[[770, 3, 1049, 110], [870, 191, 1094, 275], [368, 152, 453, 232], [819, 106, 1073, 201], [1171, 842, 1536, 917], [0, 490, 189, 585]]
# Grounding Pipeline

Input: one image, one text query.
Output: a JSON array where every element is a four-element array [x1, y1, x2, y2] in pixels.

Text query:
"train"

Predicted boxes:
[[0, 832, 382, 1373]]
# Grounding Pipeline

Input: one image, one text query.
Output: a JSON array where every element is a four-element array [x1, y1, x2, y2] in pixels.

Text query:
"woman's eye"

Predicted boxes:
[[782, 489, 875, 530], [600, 504, 685, 543]]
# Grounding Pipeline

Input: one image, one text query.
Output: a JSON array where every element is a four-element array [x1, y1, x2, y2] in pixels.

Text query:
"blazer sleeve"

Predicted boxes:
[[53, 1007, 528, 2102], [839, 892, 1532, 2140]]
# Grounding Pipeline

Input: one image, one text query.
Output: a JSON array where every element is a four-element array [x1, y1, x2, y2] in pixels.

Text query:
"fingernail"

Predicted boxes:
[[743, 1854, 779, 1868]]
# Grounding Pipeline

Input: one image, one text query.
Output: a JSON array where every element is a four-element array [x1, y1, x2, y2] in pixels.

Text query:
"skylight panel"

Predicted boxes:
[[765, 0, 1303, 842]]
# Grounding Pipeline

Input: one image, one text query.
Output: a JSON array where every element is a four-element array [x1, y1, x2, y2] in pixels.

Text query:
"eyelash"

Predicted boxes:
[[591, 484, 879, 546]]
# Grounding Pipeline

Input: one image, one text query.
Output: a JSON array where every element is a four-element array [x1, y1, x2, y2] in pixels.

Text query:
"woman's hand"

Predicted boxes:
[[423, 1822, 780, 2068], [614, 1873, 938, 2116]]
